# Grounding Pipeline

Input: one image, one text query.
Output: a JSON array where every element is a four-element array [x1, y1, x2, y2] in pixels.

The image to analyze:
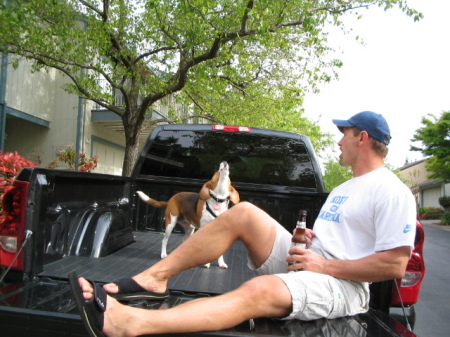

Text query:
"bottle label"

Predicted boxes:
[[297, 221, 306, 229], [291, 241, 306, 249]]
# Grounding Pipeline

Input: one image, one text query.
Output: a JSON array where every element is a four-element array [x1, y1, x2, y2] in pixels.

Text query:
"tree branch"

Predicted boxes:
[[78, 0, 104, 18], [135, 46, 178, 64], [241, 0, 254, 33], [181, 114, 222, 124], [186, 0, 208, 23], [311, 4, 371, 15], [185, 91, 207, 113], [51, 61, 123, 116], [161, 26, 183, 50], [218, 76, 249, 96], [17, 47, 117, 85]]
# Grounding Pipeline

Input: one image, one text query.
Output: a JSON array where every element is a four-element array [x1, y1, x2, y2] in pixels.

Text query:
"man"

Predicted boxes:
[[71, 111, 417, 337]]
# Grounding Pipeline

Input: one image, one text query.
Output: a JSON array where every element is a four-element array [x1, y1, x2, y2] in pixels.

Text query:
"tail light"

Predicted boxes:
[[212, 125, 252, 132], [0, 180, 29, 271], [390, 220, 425, 306]]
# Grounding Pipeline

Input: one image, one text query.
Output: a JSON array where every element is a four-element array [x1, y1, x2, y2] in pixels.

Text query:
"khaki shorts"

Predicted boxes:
[[247, 224, 370, 320]]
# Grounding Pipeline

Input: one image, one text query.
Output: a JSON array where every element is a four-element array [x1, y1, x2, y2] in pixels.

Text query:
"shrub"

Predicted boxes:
[[0, 151, 38, 215], [418, 207, 427, 218], [419, 207, 444, 220], [441, 212, 450, 226], [439, 196, 450, 212], [57, 146, 98, 172], [0, 151, 38, 192]]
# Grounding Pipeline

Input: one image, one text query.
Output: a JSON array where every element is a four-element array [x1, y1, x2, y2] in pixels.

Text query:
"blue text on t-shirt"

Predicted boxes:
[[318, 195, 349, 223]]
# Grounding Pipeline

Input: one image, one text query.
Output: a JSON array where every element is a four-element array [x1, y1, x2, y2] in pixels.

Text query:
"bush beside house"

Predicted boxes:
[[419, 207, 444, 220], [439, 196, 450, 225]]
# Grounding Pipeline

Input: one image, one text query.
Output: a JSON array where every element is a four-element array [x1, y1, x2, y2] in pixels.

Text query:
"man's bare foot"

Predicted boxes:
[[103, 274, 168, 295], [78, 277, 146, 337]]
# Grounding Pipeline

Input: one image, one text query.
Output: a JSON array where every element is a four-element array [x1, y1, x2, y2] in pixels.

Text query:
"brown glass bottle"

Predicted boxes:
[[289, 210, 307, 266]]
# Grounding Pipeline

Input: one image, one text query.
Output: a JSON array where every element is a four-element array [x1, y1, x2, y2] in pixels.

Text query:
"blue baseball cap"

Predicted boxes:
[[332, 111, 391, 145]]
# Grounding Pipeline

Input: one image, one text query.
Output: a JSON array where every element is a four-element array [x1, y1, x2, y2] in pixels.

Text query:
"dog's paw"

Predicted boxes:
[[218, 256, 228, 269], [161, 252, 168, 259], [136, 191, 150, 202], [203, 263, 211, 268]]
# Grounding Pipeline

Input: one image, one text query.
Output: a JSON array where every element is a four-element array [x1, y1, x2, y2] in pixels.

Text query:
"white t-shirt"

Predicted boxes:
[[312, 167, 416, 260]]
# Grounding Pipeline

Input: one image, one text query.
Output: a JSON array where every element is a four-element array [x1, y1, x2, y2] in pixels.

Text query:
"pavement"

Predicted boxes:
[[420, 219, 450, 231]]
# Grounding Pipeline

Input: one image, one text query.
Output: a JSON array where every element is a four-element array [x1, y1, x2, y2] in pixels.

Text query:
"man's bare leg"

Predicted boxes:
[[104, 202, 279, 295], [79, 273, 292, 337]]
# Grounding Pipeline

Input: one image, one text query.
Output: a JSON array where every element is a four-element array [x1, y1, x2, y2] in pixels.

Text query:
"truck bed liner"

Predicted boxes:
[[40, 231, 258, 295]]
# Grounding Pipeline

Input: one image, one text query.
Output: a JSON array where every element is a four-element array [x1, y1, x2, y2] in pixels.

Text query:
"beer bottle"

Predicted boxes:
[[289, 210, 307, 266]]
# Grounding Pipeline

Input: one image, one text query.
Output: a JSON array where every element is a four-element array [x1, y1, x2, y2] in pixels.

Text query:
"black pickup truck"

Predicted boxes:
[[0, 124, 425, 337]]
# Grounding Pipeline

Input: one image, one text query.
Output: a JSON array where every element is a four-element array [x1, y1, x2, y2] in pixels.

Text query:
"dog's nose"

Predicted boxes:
[[220, 161, 229, 171]]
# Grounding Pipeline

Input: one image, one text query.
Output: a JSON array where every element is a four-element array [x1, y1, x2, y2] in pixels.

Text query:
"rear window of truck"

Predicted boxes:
[[139, 130, 317, 189]]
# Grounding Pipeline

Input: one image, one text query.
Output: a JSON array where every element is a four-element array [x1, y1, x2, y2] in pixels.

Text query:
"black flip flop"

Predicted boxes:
[[69, 272, 106, 337], [110, 277, 170, 301]]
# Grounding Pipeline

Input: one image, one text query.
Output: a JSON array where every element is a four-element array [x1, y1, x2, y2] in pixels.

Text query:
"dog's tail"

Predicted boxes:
[[136, 191, 168, 208]]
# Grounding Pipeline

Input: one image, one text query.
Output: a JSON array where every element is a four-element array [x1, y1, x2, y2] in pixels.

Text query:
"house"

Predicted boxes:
[[0, 54, 192, 175], [398, 158, 449, 209]]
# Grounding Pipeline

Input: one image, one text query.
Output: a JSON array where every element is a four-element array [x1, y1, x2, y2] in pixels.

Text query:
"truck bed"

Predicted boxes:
[[39, 231, 257, 295], [0, 215, 416, 337]]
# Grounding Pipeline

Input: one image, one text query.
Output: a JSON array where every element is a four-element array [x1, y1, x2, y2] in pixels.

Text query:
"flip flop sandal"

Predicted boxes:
[[110, 277, 170, 301], [69, 272, 106, 337]]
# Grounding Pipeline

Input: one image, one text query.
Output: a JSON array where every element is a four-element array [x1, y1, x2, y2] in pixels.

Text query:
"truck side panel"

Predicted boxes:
[[2, 168, 136, 280]]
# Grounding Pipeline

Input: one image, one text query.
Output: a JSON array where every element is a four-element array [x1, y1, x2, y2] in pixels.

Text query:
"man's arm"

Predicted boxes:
[[287, 246, 411, 282]]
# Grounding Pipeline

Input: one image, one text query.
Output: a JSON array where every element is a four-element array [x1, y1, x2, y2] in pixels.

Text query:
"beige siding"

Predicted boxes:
[[5, 57, 79, 166], [399, 160, 450, 209], [400, 160, 428, 188], [6, 56, 71, 122], [92, 139, 124, 175], [84, 101, 126, 174]]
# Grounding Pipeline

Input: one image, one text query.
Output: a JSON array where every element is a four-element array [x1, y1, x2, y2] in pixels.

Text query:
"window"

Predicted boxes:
[[139, 130, 317, 189]]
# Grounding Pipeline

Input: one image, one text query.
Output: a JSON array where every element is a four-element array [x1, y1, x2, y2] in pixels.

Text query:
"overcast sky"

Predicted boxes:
[[303, 0, 450, 169]]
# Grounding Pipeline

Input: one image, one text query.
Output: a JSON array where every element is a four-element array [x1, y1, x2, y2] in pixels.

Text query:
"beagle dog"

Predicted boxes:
[[136, 161, 239, 268]]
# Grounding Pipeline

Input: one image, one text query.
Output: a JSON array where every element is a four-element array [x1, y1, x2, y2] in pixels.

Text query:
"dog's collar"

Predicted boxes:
[[209, 190, 229, 203], [205, 201, 219, 218]]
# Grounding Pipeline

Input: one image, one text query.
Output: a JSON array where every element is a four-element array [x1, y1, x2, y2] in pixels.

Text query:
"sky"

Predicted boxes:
[[303, 0, 450, 169]]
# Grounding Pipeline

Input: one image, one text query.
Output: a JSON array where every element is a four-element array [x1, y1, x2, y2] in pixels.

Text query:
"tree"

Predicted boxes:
[[322, 157, 353, 192], [411, 111, 450, 183], [0, 0, 421, 176], [322, 158, 405, 193], [185, 80, 335, 151]]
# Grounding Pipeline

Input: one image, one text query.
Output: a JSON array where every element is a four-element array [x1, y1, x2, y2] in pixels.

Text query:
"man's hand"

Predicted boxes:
[[304, 228, 316, 248], [286, 247, 326, 272]]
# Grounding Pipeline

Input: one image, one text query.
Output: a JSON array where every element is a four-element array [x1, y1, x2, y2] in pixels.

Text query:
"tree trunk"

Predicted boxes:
[[121, 95, 147, 176], [122, 109, 144, 177], [122, 136, 140, 177]]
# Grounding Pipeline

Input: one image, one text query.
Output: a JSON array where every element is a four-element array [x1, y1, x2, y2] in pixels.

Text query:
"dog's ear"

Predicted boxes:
[[199, 182, 211, 200], [229, 186, 240, 204]]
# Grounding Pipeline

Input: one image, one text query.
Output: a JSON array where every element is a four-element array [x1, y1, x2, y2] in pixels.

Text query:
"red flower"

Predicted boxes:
[[0, 152, 38, 215]]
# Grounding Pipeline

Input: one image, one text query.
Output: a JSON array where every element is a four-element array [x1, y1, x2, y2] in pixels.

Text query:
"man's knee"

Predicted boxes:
[[219, 202, 258, 226], [238, 275, 292, 317], [230, 201, 257, 213], [226, 201, 266, 223]]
